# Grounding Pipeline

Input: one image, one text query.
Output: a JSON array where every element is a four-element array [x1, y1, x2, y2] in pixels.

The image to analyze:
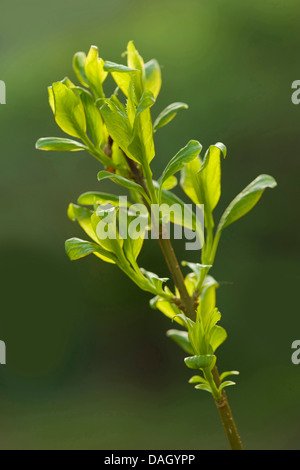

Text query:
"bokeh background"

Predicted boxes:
[[0, 0, 299, 450]]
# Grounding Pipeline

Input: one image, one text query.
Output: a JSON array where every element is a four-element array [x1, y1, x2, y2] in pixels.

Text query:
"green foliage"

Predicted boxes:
[[153, 102, 188, 131], [217, 174, 277, 233], [36, 137, 87, 152], [36, 41, 277, 404]]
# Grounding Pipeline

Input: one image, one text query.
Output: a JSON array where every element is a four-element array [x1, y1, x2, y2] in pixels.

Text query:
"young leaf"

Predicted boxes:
[[67, 203, 116, 264], [188, 375, 208, 385], [158, 140, 202, 195], [153, 102, 188, 131], [85, 45, 107, 99], [36, 137, 87, 152], [166, 329, 194, 355], [97, 170, 151, 205], [128, 90, 156, 164], [218, 381, 236, 392], [143, 59, 161, 99], [140, 269, 169, 294], [99, 98, 133, 159], [78, 191, 130, 207], [184, 354, 215, 370], [65, 237, 116, 262], [209, 325, 227, 352], [121, 209, 148, 269], [159, 187, 203, 236], [79, 89, 104, 149], [217, 174, 277, 233], [219, 371, 240, 382], [126, 40, 144, 100], [103, 61, 138, 73], [52, 81, 86, 139], [198, 143, 227, 212], [161, 175, 177, 190], [180, 157, 202, 204], [150, 296, 185, 326], [73, 52, 89, 87], [194, 383, 213, 394]]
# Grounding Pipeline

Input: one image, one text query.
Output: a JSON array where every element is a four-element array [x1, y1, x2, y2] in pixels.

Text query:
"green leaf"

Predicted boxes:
[[65, 237, 116, 262], [209, 325, 227, 352], [194, 383, 213, 394], [67, 203, 116, 264], [166, 329, 194, 355], [218, 381, 236, 392], [140, 269, 168, 294], [184, 354, 215, 369], [219, 371, 240, 382], [79, 88, 105, 149], [188, 375, 208, 385], [217, 174, 277, 233], [128, 90, 156, 164], [73, 52, 89, 87], [161, 175, 177, 190], [103, 61, 138, 73], [126, 40, 144, 100], [110, 71, 138, 103], [180, 156, 202, 204], [150, 296, 185, 326], [136, 89, 156, 116], [121, 209, 148, 269], [48, 86, 55, 114], [90, 207, 126, 260], [198, 143, 227, 212], [198, 276, 219, 329], [153, 102, 188, 131], [143, 59, 161, 99], [158, 140, 202, 196], [97, 170, 150, 204], [159, 187, 203, 237], [52, 81, 87, 139], [78, 191, 130, 207], [84, 45, 107, 99], [99, 98, 133, 159], [36, 137, 87, 152]]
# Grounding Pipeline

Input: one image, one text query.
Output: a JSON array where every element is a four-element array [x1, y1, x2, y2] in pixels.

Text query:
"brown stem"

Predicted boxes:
[[212, 366, 243, 450]]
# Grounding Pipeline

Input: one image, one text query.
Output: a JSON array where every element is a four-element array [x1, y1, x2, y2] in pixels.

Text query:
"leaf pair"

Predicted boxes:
[[66, 198, 170, 298]]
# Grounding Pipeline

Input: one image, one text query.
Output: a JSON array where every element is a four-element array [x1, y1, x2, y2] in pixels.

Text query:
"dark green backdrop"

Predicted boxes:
[[0, 0, 299, 450]]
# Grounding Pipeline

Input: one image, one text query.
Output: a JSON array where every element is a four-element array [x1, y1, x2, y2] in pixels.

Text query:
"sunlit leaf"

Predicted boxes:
[[73, 52, 89, 87], [143, 59, 161, 99], [52, 81, 86, 139], [65, 237, 116, 263], [219, 371, 240, 382], [158, 140, 202, 195], [198, 143, 227, 212], [36, 137, 87, 152], [154, 102, 188, 131], [166, 329, 194, 355], [184, 354, 215, 369], [85, 45, 107, 99], [97, 170, 150, 204], [217, 174, 277, 232]]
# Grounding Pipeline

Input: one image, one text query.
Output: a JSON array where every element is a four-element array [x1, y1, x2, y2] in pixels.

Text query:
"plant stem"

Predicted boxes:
[[158, 236, 196, 320], [212, 366, 243, 450], [122, 151, 243, 449]]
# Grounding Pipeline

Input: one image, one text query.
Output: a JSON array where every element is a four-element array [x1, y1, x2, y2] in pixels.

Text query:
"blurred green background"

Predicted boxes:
[[0, 0, 299, 450]]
